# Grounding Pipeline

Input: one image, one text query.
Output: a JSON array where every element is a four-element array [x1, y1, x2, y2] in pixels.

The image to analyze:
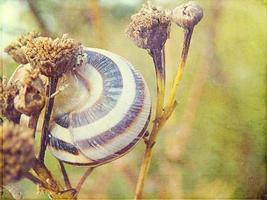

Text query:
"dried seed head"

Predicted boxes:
[[24, 34, 82, 77], [126, 2, 171, 50], [171, 1, 203, 29], [4, 32, 41, 64], [0, 77, 21, 123], [14, 69, 46, 116], [0, 121, 35, 185]]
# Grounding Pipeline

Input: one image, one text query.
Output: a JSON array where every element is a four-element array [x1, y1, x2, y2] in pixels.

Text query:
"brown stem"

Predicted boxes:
[[24, 171, 46, 188], [32, 158, 61, 192], [75, 168, 94, 195], [28, 113, 40, 138], [58, 160, 72, 190], [149, 48, 165, 118], [38, 76, 59, 163]]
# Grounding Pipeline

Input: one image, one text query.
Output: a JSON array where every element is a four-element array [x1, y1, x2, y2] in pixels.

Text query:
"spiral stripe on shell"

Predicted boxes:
[[48, 48, 151, 166]]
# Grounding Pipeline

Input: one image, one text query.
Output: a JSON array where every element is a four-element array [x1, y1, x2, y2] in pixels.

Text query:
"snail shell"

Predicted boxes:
[[48, 48, 151, 166]]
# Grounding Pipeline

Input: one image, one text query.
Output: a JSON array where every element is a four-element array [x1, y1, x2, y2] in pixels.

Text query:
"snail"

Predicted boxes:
[[45, 48, 151, 166], [8, 47, 151, 166]]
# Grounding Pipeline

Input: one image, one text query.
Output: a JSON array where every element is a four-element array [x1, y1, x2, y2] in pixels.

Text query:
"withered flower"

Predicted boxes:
[[0, 77, 21, 123], [14, 68, 46, 116], [25, 34, 82, 77], [4, 32, 41, 64], [171, 1, 203, 30], [0, 120, 35, 185], [126, 2, 171, 51]]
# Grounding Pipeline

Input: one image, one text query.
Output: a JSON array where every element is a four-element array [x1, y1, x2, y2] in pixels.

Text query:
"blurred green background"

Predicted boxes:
[[0, 0, 266, 199]]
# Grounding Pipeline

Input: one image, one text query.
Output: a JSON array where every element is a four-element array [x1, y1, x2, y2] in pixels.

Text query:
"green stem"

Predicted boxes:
[[135, 28, 194, 200]]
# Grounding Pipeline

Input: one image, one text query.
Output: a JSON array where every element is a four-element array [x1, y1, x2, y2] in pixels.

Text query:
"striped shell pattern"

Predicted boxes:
[[48, 48, 151, 166]]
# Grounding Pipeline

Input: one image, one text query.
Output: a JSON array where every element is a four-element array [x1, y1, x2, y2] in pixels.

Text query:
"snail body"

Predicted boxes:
[[48, 48, 151, 166]]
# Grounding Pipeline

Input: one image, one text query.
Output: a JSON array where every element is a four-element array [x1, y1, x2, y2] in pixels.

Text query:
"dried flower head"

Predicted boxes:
[[25, 34, 82, 77], [171, 1, 203, 29], [0, 121, 35, 185], [0, 77, 21, 123], [4, 32, 41, 64], [14, 70, 45, 116], [126, 2, 171, 50]]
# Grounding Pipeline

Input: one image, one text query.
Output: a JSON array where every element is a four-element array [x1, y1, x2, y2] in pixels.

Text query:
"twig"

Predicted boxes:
[[135, 47, 166, 199], [58, 160, 72, 190], [164, 28, 193, 114], [38, 77, 59, 163], [169, 1, 223, 160], [28, 113, 40, 138], [75, 167, 94, 195], [135, 28, 194, 200], [26, 0, 51, 36], [149, 48, 166, 117], [24, 171, 46, 188], [32, 158, 61, 193]]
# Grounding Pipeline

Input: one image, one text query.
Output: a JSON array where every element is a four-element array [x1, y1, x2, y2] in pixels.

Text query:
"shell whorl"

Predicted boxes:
[[48, 48, 151, 166]]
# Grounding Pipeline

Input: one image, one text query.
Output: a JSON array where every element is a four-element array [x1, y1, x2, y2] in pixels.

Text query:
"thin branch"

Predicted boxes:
[[135, 28, 194, 200], [28, 113, 40, 138], [169, 0, 223, 160], [135, 47, 166, 200], [75, 167, 94, 195], [164, 28, 193, 112], [149, 48, 166, 118], [38, 77, 59, 163], [58, 160, 72, 190], [24, 171, 46, 188], [32, 158, 61, 192]]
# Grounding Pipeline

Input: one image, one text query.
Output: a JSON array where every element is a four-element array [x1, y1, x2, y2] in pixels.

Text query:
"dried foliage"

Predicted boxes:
[[25, 34, 82, 77], [4, 32, 41, 64], [0, 77, 21, 123], [0, 121, 34, 185], [14, 68, 46, 116]]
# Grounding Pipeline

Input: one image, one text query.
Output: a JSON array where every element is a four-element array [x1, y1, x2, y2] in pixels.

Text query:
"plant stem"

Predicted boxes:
[[24, 171, 46, 189], [58, 160, 72, 189], [28, 113, 40, 138], [38, 77, 59, 163], [149, 48, 166, 117], [135, 48, 166, 200], [135, 28, 194, 200], [75, 168, 94, 195], [164, 28, 193, 114], [32, 158, 61, 192]]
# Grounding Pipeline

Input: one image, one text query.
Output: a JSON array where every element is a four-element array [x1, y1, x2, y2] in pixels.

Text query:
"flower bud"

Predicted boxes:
[[126, 2, 171, 50], [171, 1, 203, 29]]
